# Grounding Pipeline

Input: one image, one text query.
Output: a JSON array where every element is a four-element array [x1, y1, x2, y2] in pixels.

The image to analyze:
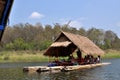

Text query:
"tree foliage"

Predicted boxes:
[[1, 23, 120, 51]]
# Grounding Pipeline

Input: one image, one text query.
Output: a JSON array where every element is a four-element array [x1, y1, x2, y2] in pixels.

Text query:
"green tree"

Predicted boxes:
[[78, 28, 86, 36], [103, 39, 112, 49], [87, 28, 104, 46], [12, 38, 29, 50], [111, 36, 120, 50]]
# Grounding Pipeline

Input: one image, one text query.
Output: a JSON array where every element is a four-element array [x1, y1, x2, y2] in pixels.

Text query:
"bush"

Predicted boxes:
[[4, 56, 10, 60]]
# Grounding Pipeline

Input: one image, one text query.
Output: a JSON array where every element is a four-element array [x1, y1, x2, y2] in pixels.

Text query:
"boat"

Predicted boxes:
[[23, 62, 111, 73], [23, 31, 110, 73]]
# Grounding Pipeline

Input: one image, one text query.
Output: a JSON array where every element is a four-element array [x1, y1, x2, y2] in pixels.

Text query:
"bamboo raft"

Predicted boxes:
[[23, 62, 111, 73]]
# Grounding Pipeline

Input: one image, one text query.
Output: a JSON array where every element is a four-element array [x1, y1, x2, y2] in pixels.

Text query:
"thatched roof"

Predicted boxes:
[[50, 41, 71, 47], [44, 31, 104, 57]]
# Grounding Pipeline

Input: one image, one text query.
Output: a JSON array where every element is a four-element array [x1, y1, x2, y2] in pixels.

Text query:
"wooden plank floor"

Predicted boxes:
[[23, 62, 111, 73]]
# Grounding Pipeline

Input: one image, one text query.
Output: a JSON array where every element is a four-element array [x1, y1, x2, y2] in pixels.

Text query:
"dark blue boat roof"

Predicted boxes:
[[0, 0, 14, 41]]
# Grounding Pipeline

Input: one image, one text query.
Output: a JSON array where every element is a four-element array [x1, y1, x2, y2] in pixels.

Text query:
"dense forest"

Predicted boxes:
[[1, 23, 120, 51]]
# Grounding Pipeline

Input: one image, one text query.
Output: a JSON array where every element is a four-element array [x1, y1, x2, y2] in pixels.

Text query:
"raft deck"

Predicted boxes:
[[23, 62, 111, 73]]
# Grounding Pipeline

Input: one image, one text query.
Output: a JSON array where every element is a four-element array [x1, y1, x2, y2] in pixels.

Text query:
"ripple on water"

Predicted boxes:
[[0, 59, 120, 80]]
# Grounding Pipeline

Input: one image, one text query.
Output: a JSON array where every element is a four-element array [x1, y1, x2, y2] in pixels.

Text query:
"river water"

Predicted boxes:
[[0, 59, 120, 80]]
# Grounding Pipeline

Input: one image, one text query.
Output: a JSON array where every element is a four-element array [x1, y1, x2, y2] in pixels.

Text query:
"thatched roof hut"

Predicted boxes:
[[44, 31, 104, 57]]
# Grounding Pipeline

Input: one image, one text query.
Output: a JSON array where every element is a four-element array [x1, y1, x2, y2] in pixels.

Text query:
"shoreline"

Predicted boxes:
[[0, 50, 119, 63]]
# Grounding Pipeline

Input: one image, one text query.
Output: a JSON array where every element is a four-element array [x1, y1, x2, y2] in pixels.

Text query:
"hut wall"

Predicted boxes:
[[56, 35, 70, 42]]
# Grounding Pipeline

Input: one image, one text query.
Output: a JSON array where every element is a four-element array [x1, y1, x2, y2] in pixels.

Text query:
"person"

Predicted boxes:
[[84, 55, 87, 64], [68, 54, 74, 61], [77, 50, 82, 59], [68, 54, 76, 65], [89, 55, 94, 64], [97, 55, 101, 63], [76, 49, 85, 64], [86, 55, 90, 64]]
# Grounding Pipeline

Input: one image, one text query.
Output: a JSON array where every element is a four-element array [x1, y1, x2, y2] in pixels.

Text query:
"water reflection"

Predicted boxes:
[[0, 59, 120, 80]]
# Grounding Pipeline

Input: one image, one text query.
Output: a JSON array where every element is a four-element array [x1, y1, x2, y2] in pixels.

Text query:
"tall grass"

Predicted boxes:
[[0, 50, 49, 62], [102, 49, 120, 59], [0, 49, 119, 63]]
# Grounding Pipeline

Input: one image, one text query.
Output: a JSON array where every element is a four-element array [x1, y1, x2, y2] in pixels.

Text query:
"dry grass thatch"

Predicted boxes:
[[50, 41, 71, 47], [44, 31, 104, 57]]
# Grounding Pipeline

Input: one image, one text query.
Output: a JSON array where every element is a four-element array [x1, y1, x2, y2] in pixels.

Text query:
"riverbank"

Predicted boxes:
[[0, 50, 119, 62], [0, 50, 49, 62], [103, 49, 120, 59]]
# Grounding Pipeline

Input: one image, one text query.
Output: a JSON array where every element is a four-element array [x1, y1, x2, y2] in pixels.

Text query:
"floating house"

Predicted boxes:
[[44, 31, 104, 57], [23, 31, 110, 73]]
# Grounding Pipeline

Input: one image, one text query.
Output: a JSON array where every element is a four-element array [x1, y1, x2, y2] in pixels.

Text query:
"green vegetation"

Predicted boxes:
[[0, 50, 119, 63], [102, 49, 120, 59], [0, 23, 119, 62], [1, 23, 120, 51], [0, 51, 49, 62]]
